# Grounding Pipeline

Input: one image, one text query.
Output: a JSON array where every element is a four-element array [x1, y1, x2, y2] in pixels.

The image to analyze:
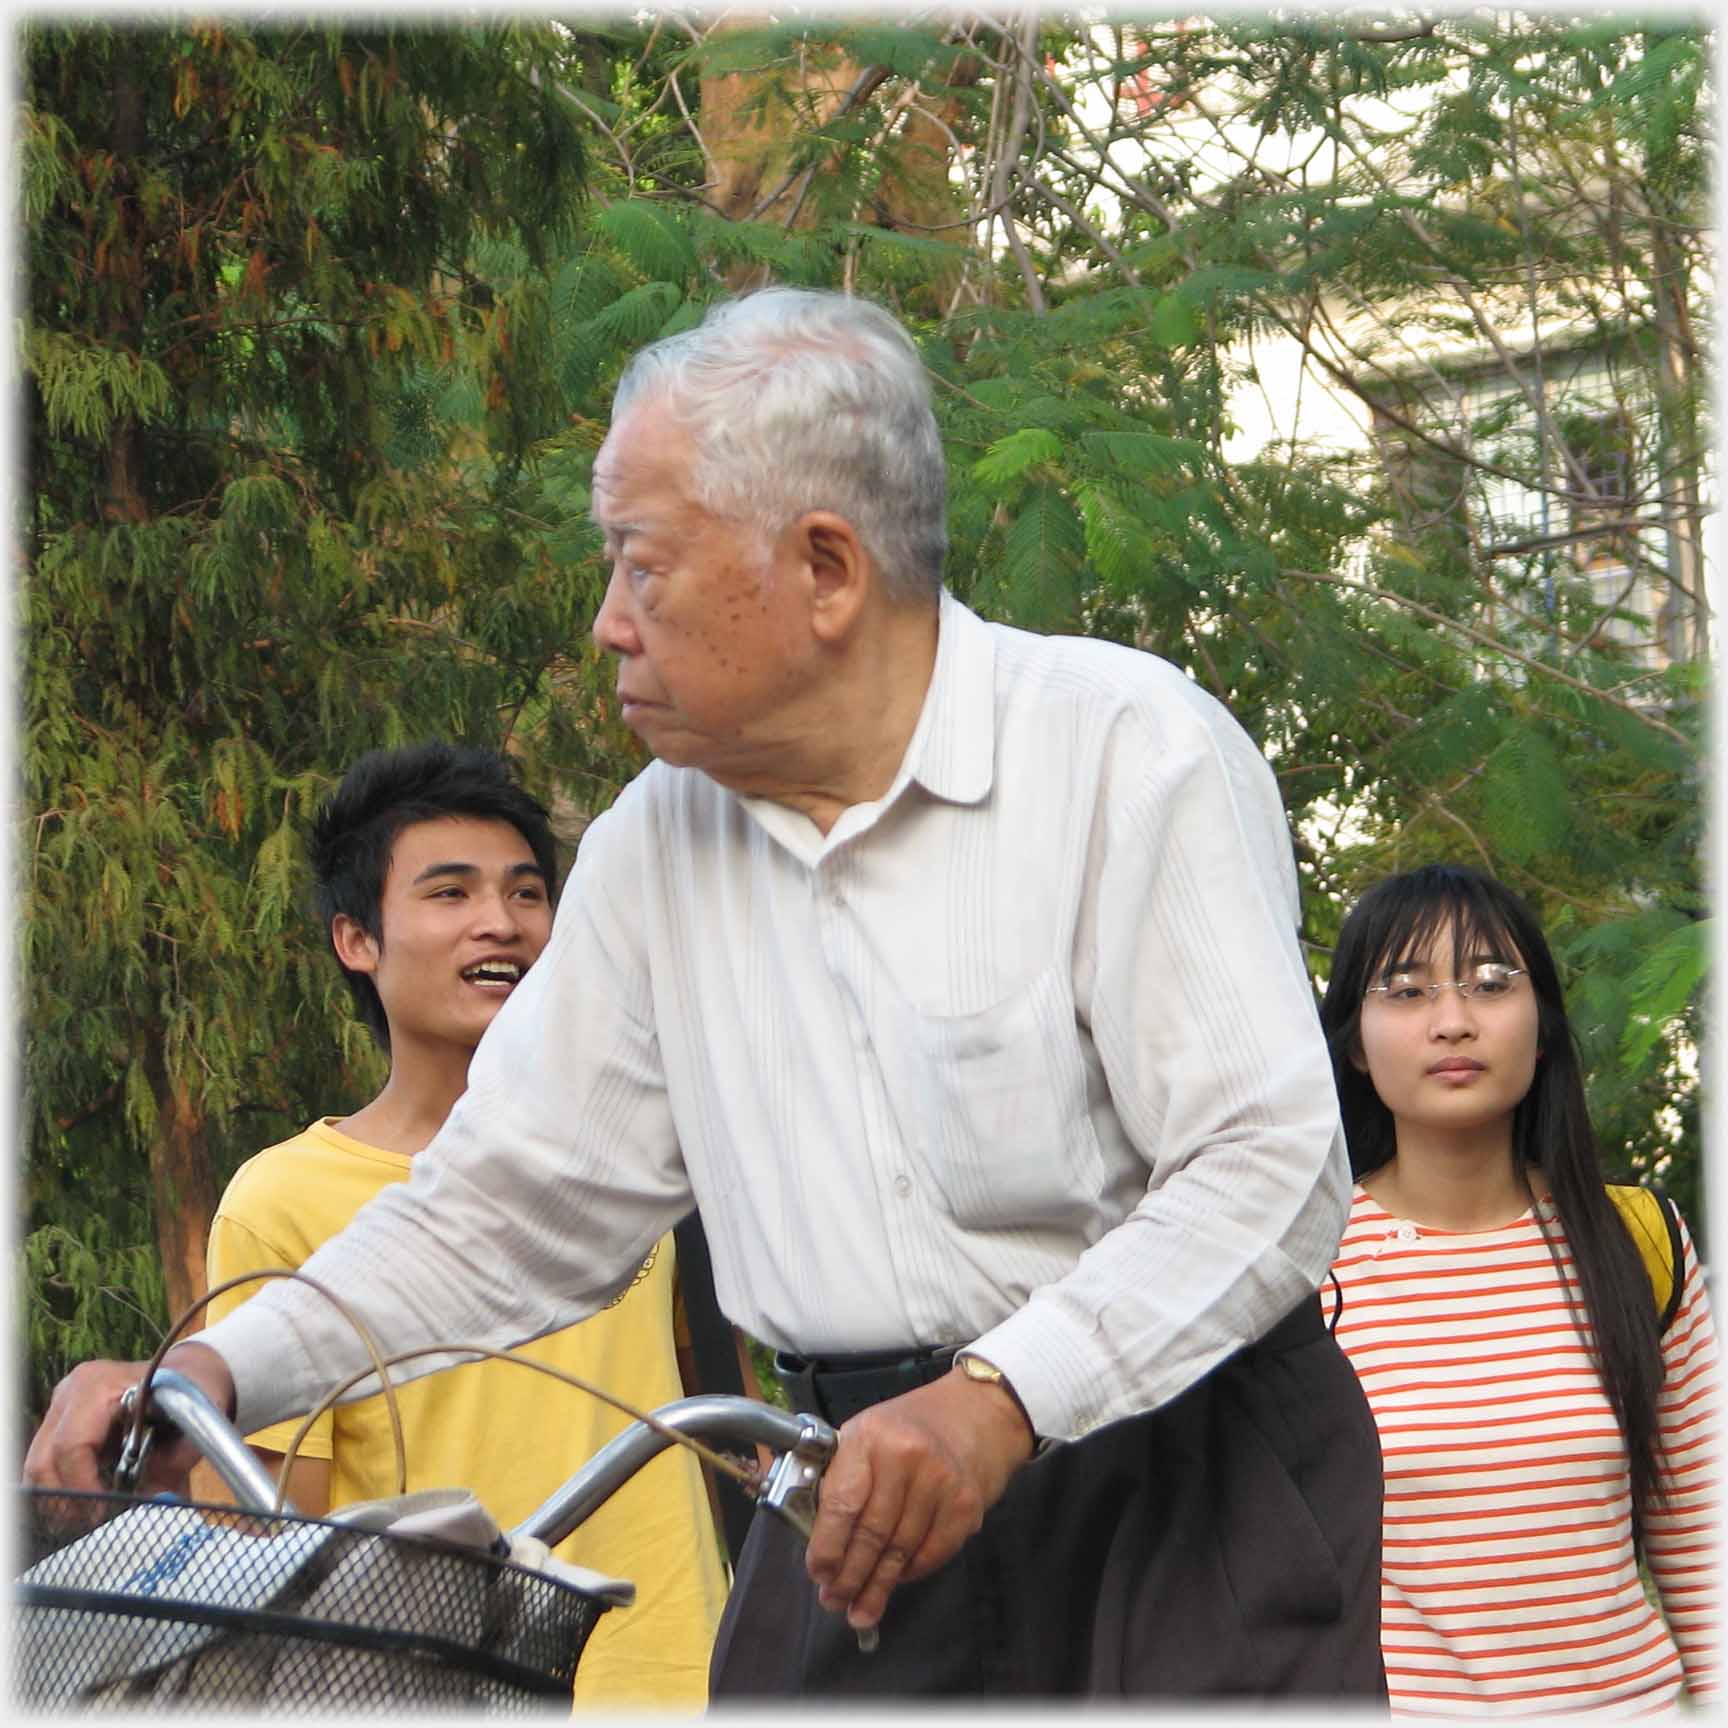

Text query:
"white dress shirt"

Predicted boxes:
[[204, 592, 1349, 1443]]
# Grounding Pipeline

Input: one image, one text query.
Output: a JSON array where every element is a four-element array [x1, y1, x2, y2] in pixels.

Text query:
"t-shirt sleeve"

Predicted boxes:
[[1643, 1211, 1718, 1699], [205, 1207, 335, 1462]]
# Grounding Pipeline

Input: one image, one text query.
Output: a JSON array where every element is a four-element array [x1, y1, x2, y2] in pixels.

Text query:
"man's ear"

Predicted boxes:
[[793, 511, 870, 644], [331, 913, 381, 975]]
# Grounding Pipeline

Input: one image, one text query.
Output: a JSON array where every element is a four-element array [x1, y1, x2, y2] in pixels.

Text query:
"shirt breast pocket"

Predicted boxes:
[[914, 964, 1105, 1231]]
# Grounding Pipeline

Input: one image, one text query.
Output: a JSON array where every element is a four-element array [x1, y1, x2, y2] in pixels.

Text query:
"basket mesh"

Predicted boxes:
[[15, 1490, 608, 1712]]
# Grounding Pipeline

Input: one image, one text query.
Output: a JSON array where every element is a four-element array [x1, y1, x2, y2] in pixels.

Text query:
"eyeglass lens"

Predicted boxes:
[[1371, 963, 1521, 1003]]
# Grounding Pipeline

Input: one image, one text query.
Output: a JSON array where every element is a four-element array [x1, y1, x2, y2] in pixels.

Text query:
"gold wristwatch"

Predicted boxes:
[[954, 1349, 1043, 1449]]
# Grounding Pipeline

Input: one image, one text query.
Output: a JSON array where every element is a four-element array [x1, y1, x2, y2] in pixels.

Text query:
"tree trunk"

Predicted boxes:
[[144, 1041, 218, 1330], [104, 419, 149, 524], [699, 18, 853, 225], [1647, 212, 1708, 663], [697, 18, 972, 302]]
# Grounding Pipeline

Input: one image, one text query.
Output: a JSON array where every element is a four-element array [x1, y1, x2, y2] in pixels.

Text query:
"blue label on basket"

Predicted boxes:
[[122, 1524, 221, 1596]]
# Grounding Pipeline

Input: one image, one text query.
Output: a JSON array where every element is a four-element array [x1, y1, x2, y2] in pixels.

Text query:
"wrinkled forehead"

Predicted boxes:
[[591, 396, 696, 520], [1370, 898, 1525, 977]]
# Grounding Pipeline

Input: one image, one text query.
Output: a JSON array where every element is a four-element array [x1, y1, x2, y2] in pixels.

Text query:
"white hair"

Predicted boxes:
[[612, 287, 947, 604]]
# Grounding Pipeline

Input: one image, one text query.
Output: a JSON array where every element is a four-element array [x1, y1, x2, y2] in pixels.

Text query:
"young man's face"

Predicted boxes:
[[334, 816, 553, 1059]]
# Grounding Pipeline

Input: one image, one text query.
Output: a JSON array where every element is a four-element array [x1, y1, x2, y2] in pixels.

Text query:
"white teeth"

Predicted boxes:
[[463, 962, 522, 984]]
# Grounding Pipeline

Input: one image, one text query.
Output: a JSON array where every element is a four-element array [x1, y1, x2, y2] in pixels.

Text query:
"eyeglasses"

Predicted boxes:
[[1364, 962, 1526, 1006]]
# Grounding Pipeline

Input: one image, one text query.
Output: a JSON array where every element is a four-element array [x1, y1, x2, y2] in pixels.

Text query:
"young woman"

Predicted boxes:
[[1320, 864, 1715, 1715]]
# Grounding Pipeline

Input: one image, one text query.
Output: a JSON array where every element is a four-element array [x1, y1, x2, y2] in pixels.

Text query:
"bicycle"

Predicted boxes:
[[16, 1367, 837, 1711]]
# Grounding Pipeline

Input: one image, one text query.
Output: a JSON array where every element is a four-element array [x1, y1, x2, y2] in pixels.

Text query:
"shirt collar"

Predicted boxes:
[[737, 588, 996, 863], [901, 588, 996, 807]]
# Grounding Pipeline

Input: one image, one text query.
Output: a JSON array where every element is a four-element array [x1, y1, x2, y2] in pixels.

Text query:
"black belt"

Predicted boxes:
[[774, 1296, 1329, 1429], [773, 1344, 960, 1428]]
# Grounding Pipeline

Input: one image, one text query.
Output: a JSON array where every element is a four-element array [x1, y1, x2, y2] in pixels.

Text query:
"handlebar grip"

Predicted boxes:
[[120, 1369, 292, 1516]]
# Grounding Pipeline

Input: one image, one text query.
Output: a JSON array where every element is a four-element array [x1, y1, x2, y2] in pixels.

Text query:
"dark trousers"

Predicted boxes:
[[710, 1298, 1387, 1699]]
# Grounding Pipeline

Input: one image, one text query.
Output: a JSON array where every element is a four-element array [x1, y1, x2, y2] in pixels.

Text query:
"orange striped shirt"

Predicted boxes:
[[1331, 1187, 1717, 1716]]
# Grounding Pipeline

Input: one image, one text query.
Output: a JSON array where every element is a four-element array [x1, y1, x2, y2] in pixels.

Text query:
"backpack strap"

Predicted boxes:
[[1654, 1188, 1687, 1335], [1607, 1184, 1686, 1334]]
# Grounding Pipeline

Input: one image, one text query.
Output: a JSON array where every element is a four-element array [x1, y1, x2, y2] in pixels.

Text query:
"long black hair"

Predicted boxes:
[[1318, 863, 1666, 1539]]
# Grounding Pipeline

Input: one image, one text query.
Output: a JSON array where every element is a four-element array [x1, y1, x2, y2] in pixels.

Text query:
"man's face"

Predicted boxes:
[[336, 816, 553, 1058], [589, 396, 817, 775]]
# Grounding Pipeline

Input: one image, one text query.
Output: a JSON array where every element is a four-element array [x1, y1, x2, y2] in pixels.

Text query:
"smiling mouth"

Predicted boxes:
[[462, 962, 523, 989]]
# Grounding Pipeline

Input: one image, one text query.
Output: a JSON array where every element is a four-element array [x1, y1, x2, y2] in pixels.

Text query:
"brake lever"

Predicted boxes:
[[755, 1414, 879, 1654], [112, 1384, 157, 1493], [754, 1416, 828, 1540]]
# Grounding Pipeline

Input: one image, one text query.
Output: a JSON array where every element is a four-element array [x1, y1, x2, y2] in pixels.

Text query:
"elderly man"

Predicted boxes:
[[28, 288, 1384, 1698]]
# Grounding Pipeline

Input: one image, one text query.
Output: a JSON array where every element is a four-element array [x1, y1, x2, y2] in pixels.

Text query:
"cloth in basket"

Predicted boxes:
[[19, 1486, 632, 1708]]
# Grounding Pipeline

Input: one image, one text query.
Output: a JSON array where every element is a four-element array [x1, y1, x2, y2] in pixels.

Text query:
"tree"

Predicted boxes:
[[19, 19, 608, 1416], [521, 12, 1711, 1216]]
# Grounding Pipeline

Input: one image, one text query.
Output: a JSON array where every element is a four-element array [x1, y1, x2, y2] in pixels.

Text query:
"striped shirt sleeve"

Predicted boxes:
[[1643, 1213, 1718, 1700]]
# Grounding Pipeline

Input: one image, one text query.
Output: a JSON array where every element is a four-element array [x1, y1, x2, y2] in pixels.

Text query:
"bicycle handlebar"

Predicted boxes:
[[122, 1369, 288, 1514], [121, 1374, 840, 1548], [510, 1393, 837, 1547]]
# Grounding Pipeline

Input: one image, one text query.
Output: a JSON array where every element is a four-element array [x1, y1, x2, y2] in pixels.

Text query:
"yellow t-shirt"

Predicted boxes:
[[204, 1118, 728, 1710]]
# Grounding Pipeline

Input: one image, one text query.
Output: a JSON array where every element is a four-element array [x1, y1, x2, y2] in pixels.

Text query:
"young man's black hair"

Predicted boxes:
[[309, 742, 561, 1048]]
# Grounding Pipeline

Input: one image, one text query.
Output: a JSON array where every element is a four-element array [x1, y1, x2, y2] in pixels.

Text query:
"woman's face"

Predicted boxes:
[[1353, 929, 1542, 1146]]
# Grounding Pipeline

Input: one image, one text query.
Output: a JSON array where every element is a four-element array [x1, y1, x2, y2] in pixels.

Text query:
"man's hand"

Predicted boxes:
[[804, 1365, 1036, 1632], [24, 1343, 238, 1498]]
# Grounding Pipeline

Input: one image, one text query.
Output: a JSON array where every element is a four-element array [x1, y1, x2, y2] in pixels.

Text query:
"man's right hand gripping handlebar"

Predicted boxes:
[[24, 1343, 237, 1498]]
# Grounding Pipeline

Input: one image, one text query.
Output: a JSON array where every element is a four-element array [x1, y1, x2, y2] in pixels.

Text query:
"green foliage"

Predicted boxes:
[[973, 428, 1063, 491], [988, 482, 1088, 630], [19, 19, 621, 1421], [22, 1217, 168, 1394], [1620, 920, 1710, 1070]]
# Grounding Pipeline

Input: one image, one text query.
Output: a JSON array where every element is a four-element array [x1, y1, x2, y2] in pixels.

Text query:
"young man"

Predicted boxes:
[[200, 742, 727, 1709]]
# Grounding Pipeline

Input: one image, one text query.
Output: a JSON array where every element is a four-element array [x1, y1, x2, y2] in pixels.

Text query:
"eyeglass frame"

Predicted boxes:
[[1363, 964, 1527, 1005]]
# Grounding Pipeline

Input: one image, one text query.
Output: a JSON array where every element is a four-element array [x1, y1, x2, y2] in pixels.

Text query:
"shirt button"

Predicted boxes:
[[893, 1174, 912, 1197], [1395, 1223, 1419, 1243]]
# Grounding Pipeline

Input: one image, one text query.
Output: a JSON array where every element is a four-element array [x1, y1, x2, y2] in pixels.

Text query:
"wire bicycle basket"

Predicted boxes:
[[17, 1489, 606, 1711], [14, 1370, 838, 1713]]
